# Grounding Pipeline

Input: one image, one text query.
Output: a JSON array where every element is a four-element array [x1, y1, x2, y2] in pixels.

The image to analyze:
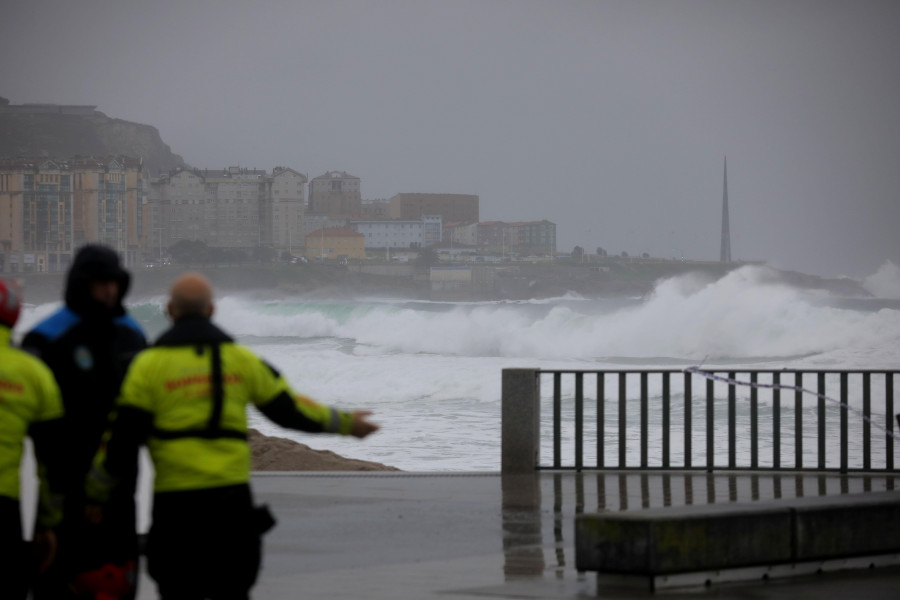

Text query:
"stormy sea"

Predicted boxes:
[[17, 263, 900, 473]]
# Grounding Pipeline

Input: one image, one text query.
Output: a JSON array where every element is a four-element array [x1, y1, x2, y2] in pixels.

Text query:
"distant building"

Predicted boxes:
[[352, 219, 426, 249], [146, 165, 312, 257], [476, 221, 509, 254], [508, 220, 556, 255], [360, 198, 390, 219], [308, 171, 361, 217], [443, 221, 478, 246], [475, 220, 556, 256], [303, 227, 365, 261], [0, 155, 143, 272], [271, 167, 308, 253], [389, 193, 478, 224], [350, 215, 441, 249]]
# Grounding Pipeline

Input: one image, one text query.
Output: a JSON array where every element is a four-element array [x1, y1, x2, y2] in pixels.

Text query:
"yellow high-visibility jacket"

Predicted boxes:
[[0, 326, 64, 527], [88, 317, 355, 499]]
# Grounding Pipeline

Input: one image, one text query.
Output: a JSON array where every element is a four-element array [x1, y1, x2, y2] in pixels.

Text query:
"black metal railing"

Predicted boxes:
[[537, 369, 899, 473]]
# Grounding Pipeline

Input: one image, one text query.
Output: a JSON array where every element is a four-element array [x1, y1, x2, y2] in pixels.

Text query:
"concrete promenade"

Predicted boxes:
[[131, 470, 900, 599]]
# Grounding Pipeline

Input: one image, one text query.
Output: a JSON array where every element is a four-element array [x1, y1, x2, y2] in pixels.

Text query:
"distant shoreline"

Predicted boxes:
[[11, 259, 871, 307]]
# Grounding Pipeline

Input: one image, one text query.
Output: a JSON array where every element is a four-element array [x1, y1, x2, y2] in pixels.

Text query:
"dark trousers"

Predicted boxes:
[[147, 484, 263, 600], [31, 492, 139, 600], [0, 496, 28, 600]]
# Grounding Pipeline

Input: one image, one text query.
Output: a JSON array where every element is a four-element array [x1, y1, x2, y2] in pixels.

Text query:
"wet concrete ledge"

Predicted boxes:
[[575, 490, 900, 578]]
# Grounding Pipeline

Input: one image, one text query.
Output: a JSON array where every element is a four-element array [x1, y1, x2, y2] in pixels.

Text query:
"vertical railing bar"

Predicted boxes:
[[728, 371, 736, 469], [817, 372, 826, 470], [662, 373, 670, 468], [840, 372, 848, 474], [750, 373, 758, 470], [684, 373, 692, 469], [553, 372, 561, 469], [863, 372, 871, 471], [706, 377, 714, 472], [887, 373, 895, 471], [795, 372, 803, 469], [618, 373, 626, 468], [773, 372, 781, 469], [597, 373, 605, 469], [640, 372, 648, 468], [575, 373, 584, 472], [531, 368, 896, 474]]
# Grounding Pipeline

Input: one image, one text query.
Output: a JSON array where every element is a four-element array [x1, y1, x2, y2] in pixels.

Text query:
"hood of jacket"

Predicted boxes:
[[64, 244, 131, 318]]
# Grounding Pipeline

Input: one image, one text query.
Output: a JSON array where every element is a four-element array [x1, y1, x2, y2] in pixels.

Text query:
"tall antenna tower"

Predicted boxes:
[[720, 157, 732, 263]]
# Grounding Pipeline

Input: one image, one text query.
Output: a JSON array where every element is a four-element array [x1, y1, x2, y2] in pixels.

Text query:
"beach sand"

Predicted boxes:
[[249, 428, 400, 471]]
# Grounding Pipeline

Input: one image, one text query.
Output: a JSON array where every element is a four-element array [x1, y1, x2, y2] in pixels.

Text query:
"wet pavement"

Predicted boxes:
[[126, 470, 900, 599]]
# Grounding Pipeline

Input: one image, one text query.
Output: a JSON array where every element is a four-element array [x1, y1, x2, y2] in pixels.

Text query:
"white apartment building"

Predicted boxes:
[[351, 215, 442, 249], [352, 220, 424, 249], [271, 167, 308, 253]]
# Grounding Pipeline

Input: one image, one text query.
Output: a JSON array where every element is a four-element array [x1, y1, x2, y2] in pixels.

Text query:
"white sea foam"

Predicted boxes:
[[15, 266, 900, 471], [206, 265, 900, 366], [862, 260, 900, 299]]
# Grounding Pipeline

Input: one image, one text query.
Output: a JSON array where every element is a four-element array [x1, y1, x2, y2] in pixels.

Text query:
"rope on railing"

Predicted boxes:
[[684, 365, 899, 440]]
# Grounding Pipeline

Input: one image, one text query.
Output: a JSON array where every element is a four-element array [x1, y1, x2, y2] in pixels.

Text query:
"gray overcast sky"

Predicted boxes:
[[3, 0, 899, 278]]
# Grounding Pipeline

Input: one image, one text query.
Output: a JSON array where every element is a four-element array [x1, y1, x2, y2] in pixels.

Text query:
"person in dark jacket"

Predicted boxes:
[[23, 244, 147, 600]]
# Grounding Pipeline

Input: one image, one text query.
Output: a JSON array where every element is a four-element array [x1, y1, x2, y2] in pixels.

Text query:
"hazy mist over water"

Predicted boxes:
[[4, 1, 900, 278], [15, 265, 900, 471]]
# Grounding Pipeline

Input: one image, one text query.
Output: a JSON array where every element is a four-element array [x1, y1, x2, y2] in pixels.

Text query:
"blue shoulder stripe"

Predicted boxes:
[[31, 307, 81, 342], [114, 314, 145, 335]]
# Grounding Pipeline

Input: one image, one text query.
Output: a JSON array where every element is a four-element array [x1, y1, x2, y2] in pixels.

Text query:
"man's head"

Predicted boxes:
[[0, 279, 21, 328], [167, 272, 214, 321], [65, 244, 130, 316]]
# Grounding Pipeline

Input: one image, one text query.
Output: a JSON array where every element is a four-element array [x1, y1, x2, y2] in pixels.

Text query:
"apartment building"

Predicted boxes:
[[360, 198, 390, 219], [352, 219, 424, 249], [508, 220, 557, 255], [389, 193, 478, 223], [0, 156, 143, 272], [308, 171, 361, 217], [442, 221, 478, 247], [271, 167, 308, 254], [477, 220, 557, 256]]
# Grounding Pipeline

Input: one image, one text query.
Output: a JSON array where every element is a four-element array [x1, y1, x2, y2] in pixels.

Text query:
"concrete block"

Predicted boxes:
[[793, 492, 900, 560], [576, 503, 793, 575]]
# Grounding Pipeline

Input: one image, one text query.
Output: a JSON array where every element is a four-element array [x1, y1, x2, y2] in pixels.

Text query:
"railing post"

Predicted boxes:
[[502, 368, 541, 474]]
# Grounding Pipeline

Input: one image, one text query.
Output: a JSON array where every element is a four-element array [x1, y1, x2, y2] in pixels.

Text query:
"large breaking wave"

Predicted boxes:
[[198, 265, 900, 366]]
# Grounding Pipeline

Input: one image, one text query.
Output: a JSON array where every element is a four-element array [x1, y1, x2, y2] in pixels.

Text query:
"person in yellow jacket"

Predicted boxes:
[[86, 272, 379, 599], [0, 280, 65, 600]]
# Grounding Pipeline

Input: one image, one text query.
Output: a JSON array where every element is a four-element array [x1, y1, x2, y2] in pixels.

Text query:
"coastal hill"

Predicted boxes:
[[0, 97, 186, 174]]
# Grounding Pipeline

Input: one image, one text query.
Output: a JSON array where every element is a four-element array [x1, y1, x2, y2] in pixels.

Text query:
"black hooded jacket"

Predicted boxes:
[[22, 245, 148, 504]]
